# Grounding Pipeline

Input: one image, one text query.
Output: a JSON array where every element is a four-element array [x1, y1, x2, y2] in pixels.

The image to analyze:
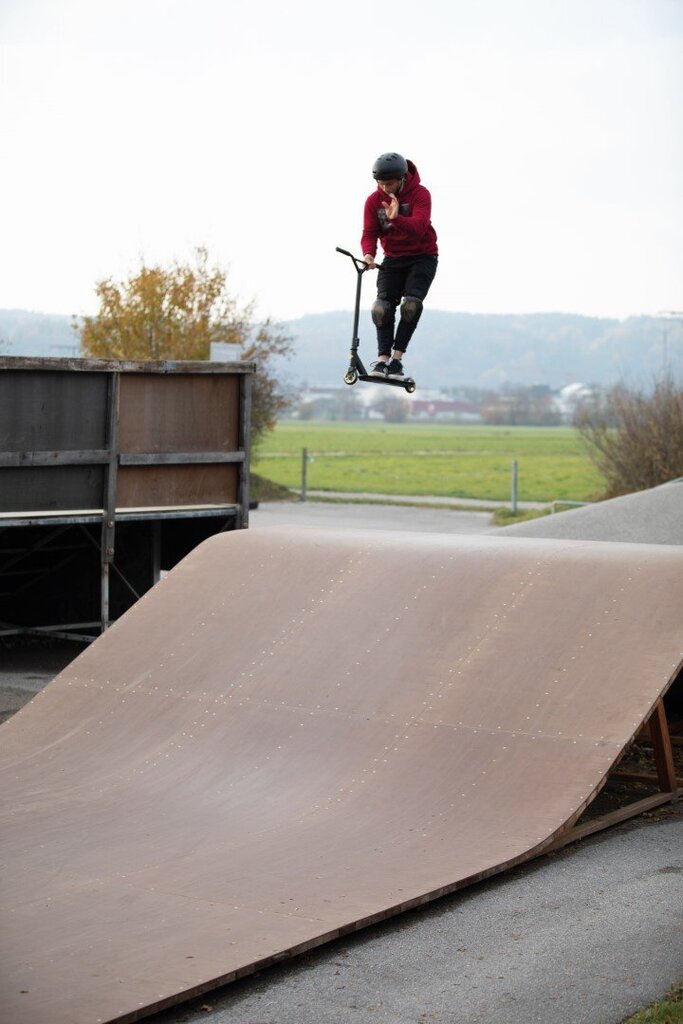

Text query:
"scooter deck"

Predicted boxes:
[[358, 373, 416, 392]]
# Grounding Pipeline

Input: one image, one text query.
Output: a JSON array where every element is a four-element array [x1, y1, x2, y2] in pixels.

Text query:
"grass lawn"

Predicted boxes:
[[621, 982, 683, 1023], [253, 421, 604, 503]]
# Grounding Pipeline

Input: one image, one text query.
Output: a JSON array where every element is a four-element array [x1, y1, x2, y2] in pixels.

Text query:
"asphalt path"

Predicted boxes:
[[491, 478, 683, 545], [250, 500, 492, 534]]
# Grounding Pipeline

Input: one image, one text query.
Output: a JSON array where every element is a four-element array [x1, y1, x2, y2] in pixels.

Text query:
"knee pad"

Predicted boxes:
[[400, 296, 423, 324], [371, 298, 393, 328]]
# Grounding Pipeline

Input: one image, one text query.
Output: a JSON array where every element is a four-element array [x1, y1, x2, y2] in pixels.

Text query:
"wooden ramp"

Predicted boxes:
[[1, 529, 681, 1024]]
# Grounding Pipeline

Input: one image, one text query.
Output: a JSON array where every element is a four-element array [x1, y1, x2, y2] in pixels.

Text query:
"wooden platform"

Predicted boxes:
[[0, 529, 680, 1024]]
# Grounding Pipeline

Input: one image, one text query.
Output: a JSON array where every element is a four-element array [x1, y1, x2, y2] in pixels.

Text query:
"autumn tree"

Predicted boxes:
[[77, 247, 293, 444]]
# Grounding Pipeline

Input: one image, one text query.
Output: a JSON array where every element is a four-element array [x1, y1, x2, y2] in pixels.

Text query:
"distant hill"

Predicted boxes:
[[1, 307, 672, 390], [280, 309, 671, 390]]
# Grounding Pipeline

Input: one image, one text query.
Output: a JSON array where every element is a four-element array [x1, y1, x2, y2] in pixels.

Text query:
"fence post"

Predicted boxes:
[[301, 447, 308, 502], [511, 460, 518, 514]]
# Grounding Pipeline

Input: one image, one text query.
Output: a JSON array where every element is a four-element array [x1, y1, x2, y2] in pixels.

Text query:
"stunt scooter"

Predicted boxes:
[[336, 247, 417, 394]]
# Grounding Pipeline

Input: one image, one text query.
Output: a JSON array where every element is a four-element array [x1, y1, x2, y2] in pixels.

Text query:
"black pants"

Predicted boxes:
[[374, 254, 438, 357]]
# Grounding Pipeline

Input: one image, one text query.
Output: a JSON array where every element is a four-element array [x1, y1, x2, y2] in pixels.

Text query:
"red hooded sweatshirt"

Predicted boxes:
[[361, 159, 438, 260]]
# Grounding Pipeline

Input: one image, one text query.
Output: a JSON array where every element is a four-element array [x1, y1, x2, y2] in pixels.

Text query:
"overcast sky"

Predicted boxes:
[[1, 0, 681, 324]]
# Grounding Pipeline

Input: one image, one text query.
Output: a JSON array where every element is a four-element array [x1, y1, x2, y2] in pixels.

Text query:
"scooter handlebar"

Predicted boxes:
[[335, 246, 371, 273]]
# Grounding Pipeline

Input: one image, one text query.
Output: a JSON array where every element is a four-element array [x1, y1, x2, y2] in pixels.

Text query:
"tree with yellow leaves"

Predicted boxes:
[[77, 247, 293, 442]]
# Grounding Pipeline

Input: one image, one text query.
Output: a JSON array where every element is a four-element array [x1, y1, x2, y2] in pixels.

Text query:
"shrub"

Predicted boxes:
[[574, 374, 683, 498]]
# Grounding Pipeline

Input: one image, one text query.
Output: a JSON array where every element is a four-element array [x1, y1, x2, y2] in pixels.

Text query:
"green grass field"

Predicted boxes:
[[621, 982, 683, 1024], [253, 422, 604, 503]]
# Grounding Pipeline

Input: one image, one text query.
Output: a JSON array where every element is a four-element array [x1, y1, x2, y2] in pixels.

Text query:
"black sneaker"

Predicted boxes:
[[386, 358, 405, 379], [369, 360, 388, 377]]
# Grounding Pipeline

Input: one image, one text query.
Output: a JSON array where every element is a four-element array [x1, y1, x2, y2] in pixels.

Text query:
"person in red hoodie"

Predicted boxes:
[[361, 152, 438, 380]]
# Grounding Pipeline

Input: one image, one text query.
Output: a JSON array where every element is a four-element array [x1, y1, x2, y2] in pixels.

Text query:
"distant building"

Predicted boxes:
[[554, 383, 595, 422], [291, 385, 482, 422], [406, 390, 481, 422]]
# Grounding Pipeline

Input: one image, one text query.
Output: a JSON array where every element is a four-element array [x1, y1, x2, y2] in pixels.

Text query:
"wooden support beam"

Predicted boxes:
[[0, 450, 111, 467], [101, 372, 120, 632], [550, 700, 681, 852], [237, 372, 252, 529], [610, 770, 683, 787], [649, 699, 678, 793], [547, 791, 679, 853], [119, 452, 246, 465]]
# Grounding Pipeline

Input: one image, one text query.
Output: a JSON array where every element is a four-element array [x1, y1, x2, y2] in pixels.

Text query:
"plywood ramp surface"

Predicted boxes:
[[1, 529, 681, 1024]]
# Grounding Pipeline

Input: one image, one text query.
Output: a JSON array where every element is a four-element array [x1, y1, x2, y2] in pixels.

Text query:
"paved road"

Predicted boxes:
[[296, 490, 548, 510], [250, 499, 492, 534], [492, 478, 683, 545]]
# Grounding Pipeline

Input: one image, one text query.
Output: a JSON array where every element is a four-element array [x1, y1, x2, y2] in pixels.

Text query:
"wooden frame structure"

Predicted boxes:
[[0, 357, 253, 639], [549, 695, 681, 852], [2, 529, 682, 1024]]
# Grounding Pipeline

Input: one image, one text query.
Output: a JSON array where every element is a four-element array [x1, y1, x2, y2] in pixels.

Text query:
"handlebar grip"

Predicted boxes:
[[336, 246, 371, 273]]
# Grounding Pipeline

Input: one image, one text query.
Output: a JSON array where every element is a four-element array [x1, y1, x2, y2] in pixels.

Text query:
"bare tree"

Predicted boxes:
[[574, 373, 683, 497]]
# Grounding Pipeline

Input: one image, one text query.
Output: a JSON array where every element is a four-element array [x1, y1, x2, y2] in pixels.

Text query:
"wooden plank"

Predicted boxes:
[[649, 699, 678, 793], [0, 369, 108, 452], [116, 464, 239, 509], [119, 452, 245, 466], [548, 791, 679, 852], [238, 371, 253, 528], [0, 451, 246, 467], [610, 770, 683, 787], [1, 356, 255, 375], [101, 372, 120, 630], [118, 374, 241, 454], [0, 506, 240, 528], [2, 532, 683, 1024], [0, 451, 110, 467]]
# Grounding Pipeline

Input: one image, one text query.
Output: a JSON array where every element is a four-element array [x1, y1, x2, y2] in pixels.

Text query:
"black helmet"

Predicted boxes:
[[372, 152, 408, 180]]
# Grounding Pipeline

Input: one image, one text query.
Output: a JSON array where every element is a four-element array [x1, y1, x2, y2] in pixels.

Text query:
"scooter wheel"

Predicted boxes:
[[344, 370, 358, 385], [405, 380, 416, 394]]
